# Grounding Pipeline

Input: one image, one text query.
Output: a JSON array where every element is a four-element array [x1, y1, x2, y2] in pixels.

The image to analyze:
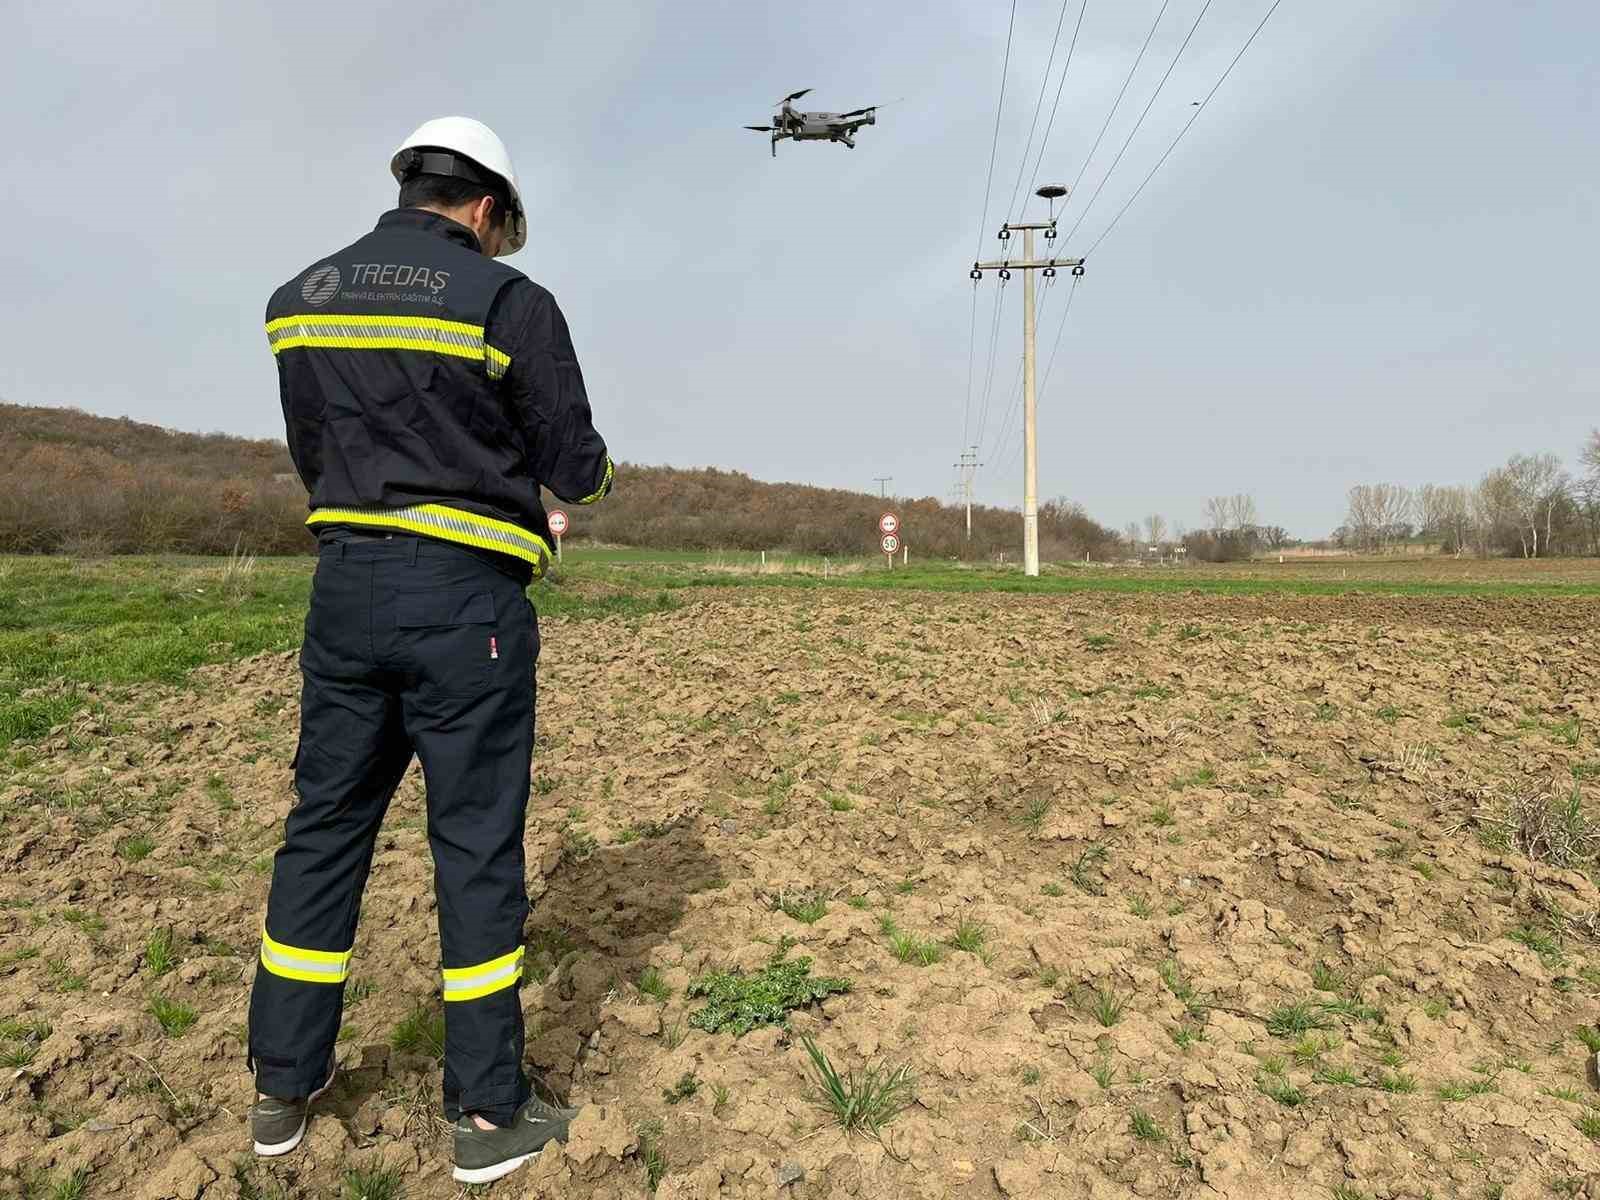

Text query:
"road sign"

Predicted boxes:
[[881, 533, 901, 556], [548, 510, 569, 536], [878, 512, 900, 536]]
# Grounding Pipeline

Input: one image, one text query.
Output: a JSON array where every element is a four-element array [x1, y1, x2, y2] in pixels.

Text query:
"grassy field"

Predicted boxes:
[[6, 550, 1600, 747]]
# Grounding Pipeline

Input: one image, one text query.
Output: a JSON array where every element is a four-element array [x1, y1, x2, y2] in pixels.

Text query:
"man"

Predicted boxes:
[[248, 117, 612, 1186]]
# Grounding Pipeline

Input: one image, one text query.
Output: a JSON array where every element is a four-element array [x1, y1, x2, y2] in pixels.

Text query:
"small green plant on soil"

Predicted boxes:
[[1508, 925, 1565, 968], [1084, 633, 1114, 652], [340, 1161, 404, 1200], [1576, 1027, 1600, 1053], [1169, 1026, 1204, 1049], [1373, 1071, 1417, 1094], [1019, 796, 1051, 831], [638, 967, 672, 1002], [662, 1018, 687, 1050], [890, 931, 943, 966], [28, 1168, 89, 1200], [1257, 1073, 1305, 1107], [662, 1072, 699, 1105], [1021, 1065, 1041, 1085], [1041, 882, 1066, 897], [826, 792, 855, 812], [774, 890, 828, 924], [391, 1003, 445, 1060], [0, 1017, 50, 1068], [145, 928, 178, 977], [1148, 804, 1175, 827], [1130, 1109, 1166, 1143], [46, 959, 85, 993], [345, 978, 376, 1005], [149, 995, 197, 1037], [1069, 843, 1109, 895], [948, 916, 987, 954], [1267, 1002, 1334, 1037], [711, 1083, 731, 1115], [686, 956, 850, 1036], [1331, 1186, 1370, 1200], [1174, 767, 1216, 789], [63, 908, 106, 936], [1437, 1078, 1497, 1101], [638, 1118, 667, 1191], [1089, 987, 1125, 1027], [1314, 1065, 1361, 1085], [1575, 1110, 1600, 1140], [802, 1034, 915, 1136], [118, 834, 155, 862]]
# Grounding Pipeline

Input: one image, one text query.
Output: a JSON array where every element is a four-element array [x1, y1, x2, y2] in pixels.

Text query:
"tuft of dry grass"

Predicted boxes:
[[1477, 786, 1600, 868]]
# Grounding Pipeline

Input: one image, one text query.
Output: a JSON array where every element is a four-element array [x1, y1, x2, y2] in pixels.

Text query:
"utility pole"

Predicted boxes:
[[873, 476, 893, 498], [970, 184, 1084, 577], [953, 446, 981, 542]]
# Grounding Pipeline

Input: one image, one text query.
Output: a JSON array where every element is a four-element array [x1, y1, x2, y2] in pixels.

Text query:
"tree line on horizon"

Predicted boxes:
[[0, 404, 1125, 561], [6, 403, 1595, 563]]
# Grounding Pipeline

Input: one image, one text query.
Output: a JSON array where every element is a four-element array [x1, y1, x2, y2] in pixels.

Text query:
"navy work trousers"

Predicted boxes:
[[248, 533, 537, 1123]]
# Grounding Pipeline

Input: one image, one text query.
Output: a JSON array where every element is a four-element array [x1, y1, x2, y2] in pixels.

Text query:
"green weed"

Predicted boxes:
[[686, 957, 850, 1036], [638, 966, 672, 1002], [149, 995, 198, 1037], [802, 1034, 915, 1135], [391, 1003, 445, 1060]]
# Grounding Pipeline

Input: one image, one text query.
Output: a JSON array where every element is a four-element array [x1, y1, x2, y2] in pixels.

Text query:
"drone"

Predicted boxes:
[[744, 89, 878, 157]]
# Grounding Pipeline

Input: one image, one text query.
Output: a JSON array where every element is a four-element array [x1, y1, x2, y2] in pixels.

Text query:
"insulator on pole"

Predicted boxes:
[[998, 268, 1011, 281], [1071, 263, 1085, 277], [970, 266, 982, 281]]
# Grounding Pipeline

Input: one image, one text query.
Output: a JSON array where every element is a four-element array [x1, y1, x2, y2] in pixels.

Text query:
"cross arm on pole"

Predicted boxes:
[[972, 257, 1085, 271]]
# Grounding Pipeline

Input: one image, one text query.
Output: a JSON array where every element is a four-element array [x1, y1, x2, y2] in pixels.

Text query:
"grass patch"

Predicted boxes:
[[802, 1034, 915, 1135], [1437, 1077, 1497, 1101], [1088, 987, 1125, 1027], [1266, 1002, 1334, 1037], [889, 931, 943, 967], [1257, 1074, 1306, 1107], [639, 1118, 667, 1191], [686, 956, 850, 1036], [391, 1003, 445, 1060], [340, 1162, 404, 1200], [1130, 1109, 1166, 1142], [1069, 842, 1109, 895], [638, 966, 672, 1002], [118, 834, 155, 862], [948, 916, 987, 955], [662, 1071, 699, 1105], [144, 927, 178, 977], [149, 995, 198, 1037]]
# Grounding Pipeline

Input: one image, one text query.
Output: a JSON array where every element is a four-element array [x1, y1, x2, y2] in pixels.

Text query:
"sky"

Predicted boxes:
[[3, 0, 1595, 539]]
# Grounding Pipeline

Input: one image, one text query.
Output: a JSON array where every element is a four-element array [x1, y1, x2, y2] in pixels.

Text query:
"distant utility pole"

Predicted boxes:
[[873, 476, 893, 498], [970, 185, 1084, 577], [953, 446, 981, 542]]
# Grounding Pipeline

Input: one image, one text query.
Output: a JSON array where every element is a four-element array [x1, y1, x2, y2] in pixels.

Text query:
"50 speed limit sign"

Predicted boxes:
[[881, 532, 901, 556]]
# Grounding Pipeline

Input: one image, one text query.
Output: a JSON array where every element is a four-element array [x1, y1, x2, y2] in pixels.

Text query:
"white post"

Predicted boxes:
[[1022, 226, 1039, 578], [761, 550, 766, 567], [903, 545, 908, 567], [556, 535, 562, 563]]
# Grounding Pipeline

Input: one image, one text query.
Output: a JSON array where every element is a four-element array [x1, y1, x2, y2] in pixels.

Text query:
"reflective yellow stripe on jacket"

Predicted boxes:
[[265, 314, 512, 380], [442, 947, 524, 1002], [306, 504, 552, 575]]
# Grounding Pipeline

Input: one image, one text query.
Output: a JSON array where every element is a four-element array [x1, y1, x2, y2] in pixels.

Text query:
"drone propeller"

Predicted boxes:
[[743, 124, 773, 131], [838, 106, 878, 118], [778, 88, 812, 105]]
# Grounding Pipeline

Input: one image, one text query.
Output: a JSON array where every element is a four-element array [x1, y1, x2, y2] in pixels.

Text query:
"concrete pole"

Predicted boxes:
[[1022, 226, 1039, 577]]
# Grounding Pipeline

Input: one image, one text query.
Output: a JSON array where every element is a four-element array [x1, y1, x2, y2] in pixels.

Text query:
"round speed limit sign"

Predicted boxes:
[[881, 533, 901, 555], [878, 512, 900, 536], [548, 510, 569, 537]]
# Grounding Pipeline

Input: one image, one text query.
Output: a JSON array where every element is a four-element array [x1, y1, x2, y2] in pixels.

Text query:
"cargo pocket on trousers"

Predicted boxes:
[[396, 589, 497, 697]]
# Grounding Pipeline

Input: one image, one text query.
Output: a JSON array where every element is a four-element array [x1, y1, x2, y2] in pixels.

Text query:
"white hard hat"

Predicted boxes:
[[391, 117, 526, 256]]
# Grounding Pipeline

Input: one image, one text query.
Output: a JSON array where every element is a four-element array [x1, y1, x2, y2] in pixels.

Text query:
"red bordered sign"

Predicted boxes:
[[878, 512, 900, 536], [881, 533, 901, 556], [548, 510, 569, 537]]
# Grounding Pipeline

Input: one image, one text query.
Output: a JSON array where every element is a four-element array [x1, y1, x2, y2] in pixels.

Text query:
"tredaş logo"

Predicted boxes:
[[301, 264, 341, 307]]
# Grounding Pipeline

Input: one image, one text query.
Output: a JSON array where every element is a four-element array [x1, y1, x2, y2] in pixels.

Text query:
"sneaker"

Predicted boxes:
[[452, 1095, 580, 1184], [251, 1060, 336, 1156]]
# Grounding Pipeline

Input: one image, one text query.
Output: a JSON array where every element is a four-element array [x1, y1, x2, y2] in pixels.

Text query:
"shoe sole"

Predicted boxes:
[[253, 1065, 336, 1157], [453, 1153, 535, 1185]]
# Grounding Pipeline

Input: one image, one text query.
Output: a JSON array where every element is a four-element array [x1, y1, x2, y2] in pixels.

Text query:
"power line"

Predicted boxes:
[[1002, 0, 1076, 225], [1062, 0, 1216, 246], [1082, 0, 1287, 258], [972, 278, 1010, 454], [973, 0, 1020, 262], [1022, 0, 1092, 206], [1065, 0, 1172, 205], [996, 274, 1082, 470], [961, 282, 979, 448]]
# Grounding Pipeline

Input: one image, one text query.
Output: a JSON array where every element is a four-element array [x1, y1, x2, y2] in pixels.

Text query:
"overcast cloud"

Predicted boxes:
[[3, 0, 1595, 537]]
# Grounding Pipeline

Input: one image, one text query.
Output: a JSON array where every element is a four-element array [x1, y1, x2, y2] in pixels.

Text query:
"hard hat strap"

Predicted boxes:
[[398, 149, 497, 188]]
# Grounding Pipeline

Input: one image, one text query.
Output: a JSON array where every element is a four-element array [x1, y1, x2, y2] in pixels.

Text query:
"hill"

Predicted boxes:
[[0, 402, 1118, 560]]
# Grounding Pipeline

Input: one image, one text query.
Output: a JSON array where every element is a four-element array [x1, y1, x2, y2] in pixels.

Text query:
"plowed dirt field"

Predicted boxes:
[[4, 586, 1600, 1199]]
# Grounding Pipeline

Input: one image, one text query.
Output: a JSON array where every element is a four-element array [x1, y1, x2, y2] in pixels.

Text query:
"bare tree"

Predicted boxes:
[[1203, 497, 1228, 538], [1344, 484, 1414, 552], [1417, 484, 1472, 555], [1472, 469, 1519, 557], [1143, 513, 1168, 548], [1122, 521, 1142, 552], [1504, 453, 1566, 557], [1224, 493, 1257, 532]]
